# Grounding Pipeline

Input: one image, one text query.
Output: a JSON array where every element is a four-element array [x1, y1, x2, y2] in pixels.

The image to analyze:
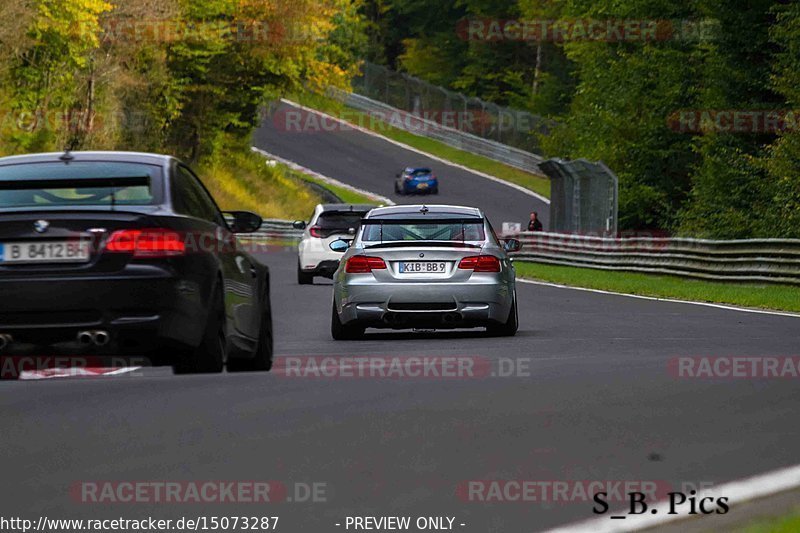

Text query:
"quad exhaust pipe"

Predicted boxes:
[[0, 334, 12, 351], [77, 330, 110, 347], [383, 312, 408, 325]]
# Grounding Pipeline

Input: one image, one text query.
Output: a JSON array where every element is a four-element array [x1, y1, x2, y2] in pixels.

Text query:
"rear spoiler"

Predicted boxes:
[[361, 217, 483, 225]]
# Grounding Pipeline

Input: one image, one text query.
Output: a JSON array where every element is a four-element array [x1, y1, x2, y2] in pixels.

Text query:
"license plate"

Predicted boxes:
[[416, 183, 429, 189], [399, 261, 446, 273], [0, 241, 91, 264]]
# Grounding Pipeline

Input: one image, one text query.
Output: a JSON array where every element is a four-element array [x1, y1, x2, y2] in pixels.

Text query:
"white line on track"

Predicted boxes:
[[544, 462, 800, 532], [517, 278, 800, 319], [251, 146, 394, 205], [20, 367, 141, 380], [279, 98, 551, 205]]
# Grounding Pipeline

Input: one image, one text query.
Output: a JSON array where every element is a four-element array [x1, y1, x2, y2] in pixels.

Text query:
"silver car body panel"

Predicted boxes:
[[332, 204, 516, 329]]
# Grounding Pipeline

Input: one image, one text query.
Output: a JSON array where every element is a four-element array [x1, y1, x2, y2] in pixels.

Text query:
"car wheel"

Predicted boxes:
[[432, 188, 439, 195], [487, 294, 518, 337], [228, 289, 273, 372], [395, 183, 405, 196], [297, 262, 314, 285], [173, 286, 226, 374], [331, 301, 364, 340]]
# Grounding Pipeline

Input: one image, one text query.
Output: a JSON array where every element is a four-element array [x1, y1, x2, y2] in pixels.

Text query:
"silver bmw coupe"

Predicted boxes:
[[329, 204, 521, 339]]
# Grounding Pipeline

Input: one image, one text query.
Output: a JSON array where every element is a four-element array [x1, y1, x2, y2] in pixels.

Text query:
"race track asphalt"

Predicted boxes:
[[1, 103, 799, 532], [252, 101, 550, 229]]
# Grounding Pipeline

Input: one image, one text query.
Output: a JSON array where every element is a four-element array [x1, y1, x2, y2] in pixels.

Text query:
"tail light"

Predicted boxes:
[[309, 225, 323, 238], [458, 255, 501, 272], [345, 255, 386, 273], [106, 229, 186, 257]]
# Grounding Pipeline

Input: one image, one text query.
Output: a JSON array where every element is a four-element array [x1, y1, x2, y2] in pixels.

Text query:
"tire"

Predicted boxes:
[[432, 187, 439, 195], [297, 262, 313, 285], [331, 301, 364, 340], [395, 183, 405, 196], [173, 285, 226, 374], [228, 289, 273, 372], [487, 294, 518, 337]]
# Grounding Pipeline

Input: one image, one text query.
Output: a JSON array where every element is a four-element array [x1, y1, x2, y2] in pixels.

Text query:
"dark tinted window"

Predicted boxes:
[[0, 162, 159, 208], [171, 165, 222, 224], [409, 168, 432, 176], [317, 211, 365, 231], [362, 220, 485, 242]]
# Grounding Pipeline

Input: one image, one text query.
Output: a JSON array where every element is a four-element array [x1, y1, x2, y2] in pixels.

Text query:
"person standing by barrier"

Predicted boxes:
[[528, 211, 543, 232]]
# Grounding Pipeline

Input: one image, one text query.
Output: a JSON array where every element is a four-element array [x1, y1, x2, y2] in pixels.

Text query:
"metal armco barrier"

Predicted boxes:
[[241, 220, 800, 285], [327, 87, 545, 175], [236, 218, 302, 244], [511, 231, 800, 285], [350, 62, 550, 154]]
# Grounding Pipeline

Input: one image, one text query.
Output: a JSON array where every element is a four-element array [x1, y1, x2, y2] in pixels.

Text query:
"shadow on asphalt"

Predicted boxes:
[[352, 329, 534, 341]]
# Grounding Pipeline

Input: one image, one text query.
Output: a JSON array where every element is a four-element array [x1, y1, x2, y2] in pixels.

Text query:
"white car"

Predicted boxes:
[[294, 204, 377, 284]]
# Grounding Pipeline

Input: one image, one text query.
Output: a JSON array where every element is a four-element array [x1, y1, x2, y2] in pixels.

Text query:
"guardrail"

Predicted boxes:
[[242, 221, 800, 285], [327, 87, 545, 175], [236, 218, 303, 245], [510, 231, 800, 285]]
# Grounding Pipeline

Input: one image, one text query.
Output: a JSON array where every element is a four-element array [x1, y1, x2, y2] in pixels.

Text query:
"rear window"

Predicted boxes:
[[317, 211, 366, 231], [0, 162, 160, 209], [409, 168, 431, 176], [361, 219, 486, 242]]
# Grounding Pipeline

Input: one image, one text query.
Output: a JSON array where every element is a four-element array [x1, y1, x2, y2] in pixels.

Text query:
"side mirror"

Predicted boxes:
[[329, 239, 350, 253], [503, 238, 522, 253], [347, 227, 356, 235], [395, 173, 400, 178], [224, 211, 262, 233], [292, 220, 307, 230]]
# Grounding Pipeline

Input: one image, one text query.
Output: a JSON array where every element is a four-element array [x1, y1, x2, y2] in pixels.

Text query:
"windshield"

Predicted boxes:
[[0, 162, 160, 208], [361, 218, 485, 243], [409, 168, 432, 177]]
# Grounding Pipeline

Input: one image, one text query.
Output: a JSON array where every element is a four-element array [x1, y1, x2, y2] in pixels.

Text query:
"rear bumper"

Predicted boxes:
[[0, 267, 208, 350], [298, 242, 343, 277], [335, 278, 513, 328], [303, 260, 339, 278], [402, 181, 438, 194]]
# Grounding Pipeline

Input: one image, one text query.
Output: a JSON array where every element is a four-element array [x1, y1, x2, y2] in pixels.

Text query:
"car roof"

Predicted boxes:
[[365, 204, 482, 219], [318, 203, 378, 212], [0, 151, 173, 167], [405, 167, 432, 173]]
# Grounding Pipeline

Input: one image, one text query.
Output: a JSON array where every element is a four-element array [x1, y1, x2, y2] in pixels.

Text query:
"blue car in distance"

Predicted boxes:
[[394, 167, 439, 195]]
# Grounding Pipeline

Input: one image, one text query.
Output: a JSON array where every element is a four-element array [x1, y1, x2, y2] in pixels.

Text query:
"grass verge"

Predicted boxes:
[[197, 141, 322, 220], [296, 173, 380, 205], [738, 509, 800, 532], [514, 261, 800, 313], [290, 91, 550, 199]]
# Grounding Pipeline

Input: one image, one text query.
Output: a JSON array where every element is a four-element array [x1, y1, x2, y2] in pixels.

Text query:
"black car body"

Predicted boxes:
[[0, 151, 272, 374]]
